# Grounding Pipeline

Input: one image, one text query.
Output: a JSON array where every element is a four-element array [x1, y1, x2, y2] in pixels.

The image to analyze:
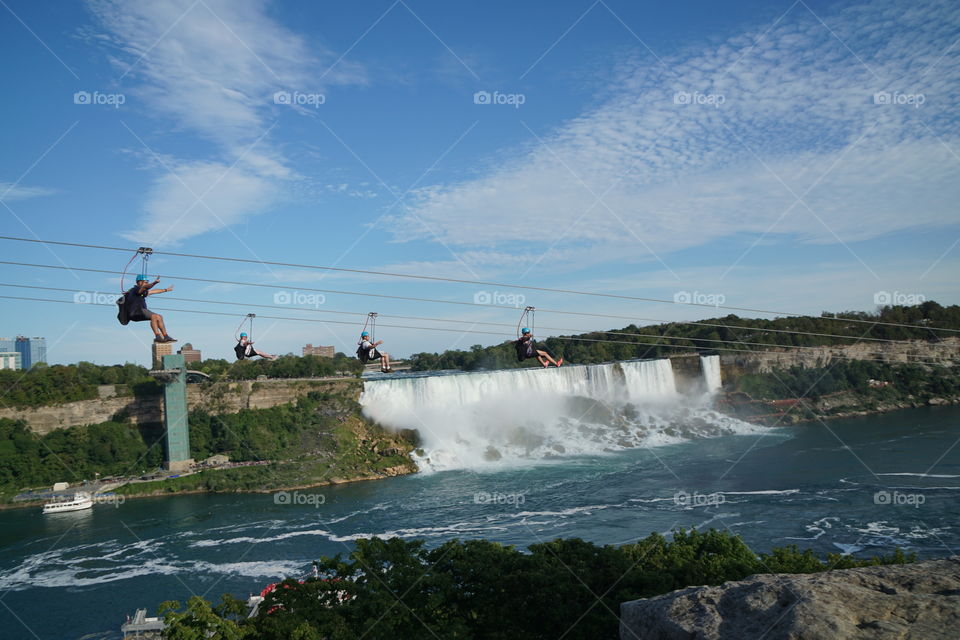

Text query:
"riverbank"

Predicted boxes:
[[718, 359, 960, 426], [0, 382, 419, 510]]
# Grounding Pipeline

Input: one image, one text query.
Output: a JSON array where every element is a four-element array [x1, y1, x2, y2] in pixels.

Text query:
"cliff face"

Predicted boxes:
[[0, 378, 359, 434], [620, 557, 960, 640], [720, 337, 960, 377]]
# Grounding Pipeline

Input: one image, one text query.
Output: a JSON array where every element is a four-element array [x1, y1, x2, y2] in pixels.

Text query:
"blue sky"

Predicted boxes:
[[1, 0, 958, 366]]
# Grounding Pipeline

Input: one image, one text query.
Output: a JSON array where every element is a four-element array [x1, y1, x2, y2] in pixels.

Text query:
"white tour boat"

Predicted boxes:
[[42, 492, 93, 514]]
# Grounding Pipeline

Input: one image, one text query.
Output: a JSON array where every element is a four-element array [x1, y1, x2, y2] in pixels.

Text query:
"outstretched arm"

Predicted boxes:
[[147, 284, 174, 296]]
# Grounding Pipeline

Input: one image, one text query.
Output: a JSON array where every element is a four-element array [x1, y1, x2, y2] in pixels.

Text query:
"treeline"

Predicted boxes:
[[0, 389, 355, 496], [0, 418, 163, 492], [735, 360, 960, 401], [0, 362, 154, 408], [189, 353, 363, 380], [160, 530, 914, 640], [407, 301, 960, 371], [0, 354, 363, 409]]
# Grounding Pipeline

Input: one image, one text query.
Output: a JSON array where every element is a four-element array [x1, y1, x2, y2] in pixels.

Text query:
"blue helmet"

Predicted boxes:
[[136, 275, 148, 282], [240, 332, 248, 338], [361, 331, 370, 337], [521, 328, 530, 334]]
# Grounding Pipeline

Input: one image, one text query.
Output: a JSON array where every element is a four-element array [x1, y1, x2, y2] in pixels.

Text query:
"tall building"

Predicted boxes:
[[152, 341, 174, 370], [15, 336, 46, 369], [0, 338, 13, 353], [303, 344, 335, 358], [178, 343, 202, 363], [0, 352, 21, 370]]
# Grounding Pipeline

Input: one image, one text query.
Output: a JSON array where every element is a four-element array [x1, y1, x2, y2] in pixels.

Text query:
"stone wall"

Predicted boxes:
[[0, 378, 359, 435], [720, 337, 960, 378]]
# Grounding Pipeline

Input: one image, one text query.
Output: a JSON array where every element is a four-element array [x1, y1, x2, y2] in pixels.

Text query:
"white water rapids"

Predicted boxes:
[[360, 355, 758, 471]]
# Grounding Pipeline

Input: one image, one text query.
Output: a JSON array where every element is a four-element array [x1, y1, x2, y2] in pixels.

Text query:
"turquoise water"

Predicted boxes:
[[0, 406, 957, 639]]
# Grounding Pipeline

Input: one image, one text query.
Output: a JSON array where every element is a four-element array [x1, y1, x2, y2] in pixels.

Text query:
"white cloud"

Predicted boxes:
[[85, 0, 365, 244], [390, 0, 960, 276], [0, 184, 56, 201]]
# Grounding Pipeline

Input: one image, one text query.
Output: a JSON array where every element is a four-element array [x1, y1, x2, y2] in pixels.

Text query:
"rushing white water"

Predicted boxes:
[[701, 354, 722, 392], [360, 359, 761, 471]]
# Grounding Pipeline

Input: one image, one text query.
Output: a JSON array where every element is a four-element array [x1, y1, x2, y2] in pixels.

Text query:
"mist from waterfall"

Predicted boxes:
[[360, 357, 758, 471]]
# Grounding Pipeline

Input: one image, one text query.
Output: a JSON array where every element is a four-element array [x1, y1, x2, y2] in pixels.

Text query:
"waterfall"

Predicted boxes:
[[360, 359, 759, 471], [700, 355, 722, 393]]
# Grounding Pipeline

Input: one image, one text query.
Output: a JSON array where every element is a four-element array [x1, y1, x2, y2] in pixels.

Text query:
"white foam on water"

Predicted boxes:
[[361, 358, 761, 471], [878, 472, 960, 478]]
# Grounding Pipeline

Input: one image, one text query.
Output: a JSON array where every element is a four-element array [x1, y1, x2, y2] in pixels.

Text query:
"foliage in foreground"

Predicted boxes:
[[161, 530, 915, 640]]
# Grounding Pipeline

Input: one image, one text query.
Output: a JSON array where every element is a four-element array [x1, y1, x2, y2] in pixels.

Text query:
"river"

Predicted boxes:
[[0, 405, 956, 639]]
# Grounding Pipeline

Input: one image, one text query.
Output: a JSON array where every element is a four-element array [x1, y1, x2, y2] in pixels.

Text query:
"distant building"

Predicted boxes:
[[178, 343, 202, 363], [0, 338, 12, 353], [0, 352, 21, 370], [152, 342, 174, 370], [15, 336, 46, 369], [303, 344, 335, 358]]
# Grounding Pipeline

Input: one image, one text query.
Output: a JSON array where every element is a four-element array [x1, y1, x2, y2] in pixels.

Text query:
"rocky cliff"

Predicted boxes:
[[720, 337, 960, 376], [0, 378, 357, 435], [620, 557, 960, 639]]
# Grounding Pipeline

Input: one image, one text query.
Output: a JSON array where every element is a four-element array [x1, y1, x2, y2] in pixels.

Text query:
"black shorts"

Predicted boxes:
[[129, 309, 155, 322]]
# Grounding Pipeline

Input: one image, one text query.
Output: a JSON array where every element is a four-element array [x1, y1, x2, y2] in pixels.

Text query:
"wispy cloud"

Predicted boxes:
[[389, 0, 960, 276], [0, 183, 56, 201], [85, 0, 366, 244]]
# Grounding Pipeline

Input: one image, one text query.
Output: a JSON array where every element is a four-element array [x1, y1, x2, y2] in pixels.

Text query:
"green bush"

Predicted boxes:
[[165, 530, 914, 640]]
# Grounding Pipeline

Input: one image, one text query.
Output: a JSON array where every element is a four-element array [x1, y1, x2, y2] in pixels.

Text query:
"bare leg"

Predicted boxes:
[[380, 353, 391, 371], [150, 314, 164, 338], [255, 349, 276, 360], [536, 349, 558, 367]]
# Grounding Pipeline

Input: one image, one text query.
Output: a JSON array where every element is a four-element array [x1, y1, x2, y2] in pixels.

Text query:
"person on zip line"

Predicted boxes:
[[234, 333, 277, 360], [124, 275, 176, 343], [357, 331, 393, 373], [515, 328, 562, 368]]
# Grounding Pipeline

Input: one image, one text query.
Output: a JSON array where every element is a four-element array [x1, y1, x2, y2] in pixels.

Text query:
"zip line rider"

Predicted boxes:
[[515, 328, 562, 368], [358, 331, 393, 373], [124, 275, 176, 343], [235, 333, 277, 360]]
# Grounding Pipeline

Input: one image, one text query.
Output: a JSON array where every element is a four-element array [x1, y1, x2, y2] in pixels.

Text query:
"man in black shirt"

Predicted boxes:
[[124, 275, 176, 343], [234, 333, 276, 360], [515, 328, 562, 368]]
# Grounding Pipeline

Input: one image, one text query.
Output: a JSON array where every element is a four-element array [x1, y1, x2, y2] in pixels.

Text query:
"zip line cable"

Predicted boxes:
[[0, 235, 956, 334], [1, 281, 947, 362], [0, 293, 952, 367], [1, 261, 958, 348]]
